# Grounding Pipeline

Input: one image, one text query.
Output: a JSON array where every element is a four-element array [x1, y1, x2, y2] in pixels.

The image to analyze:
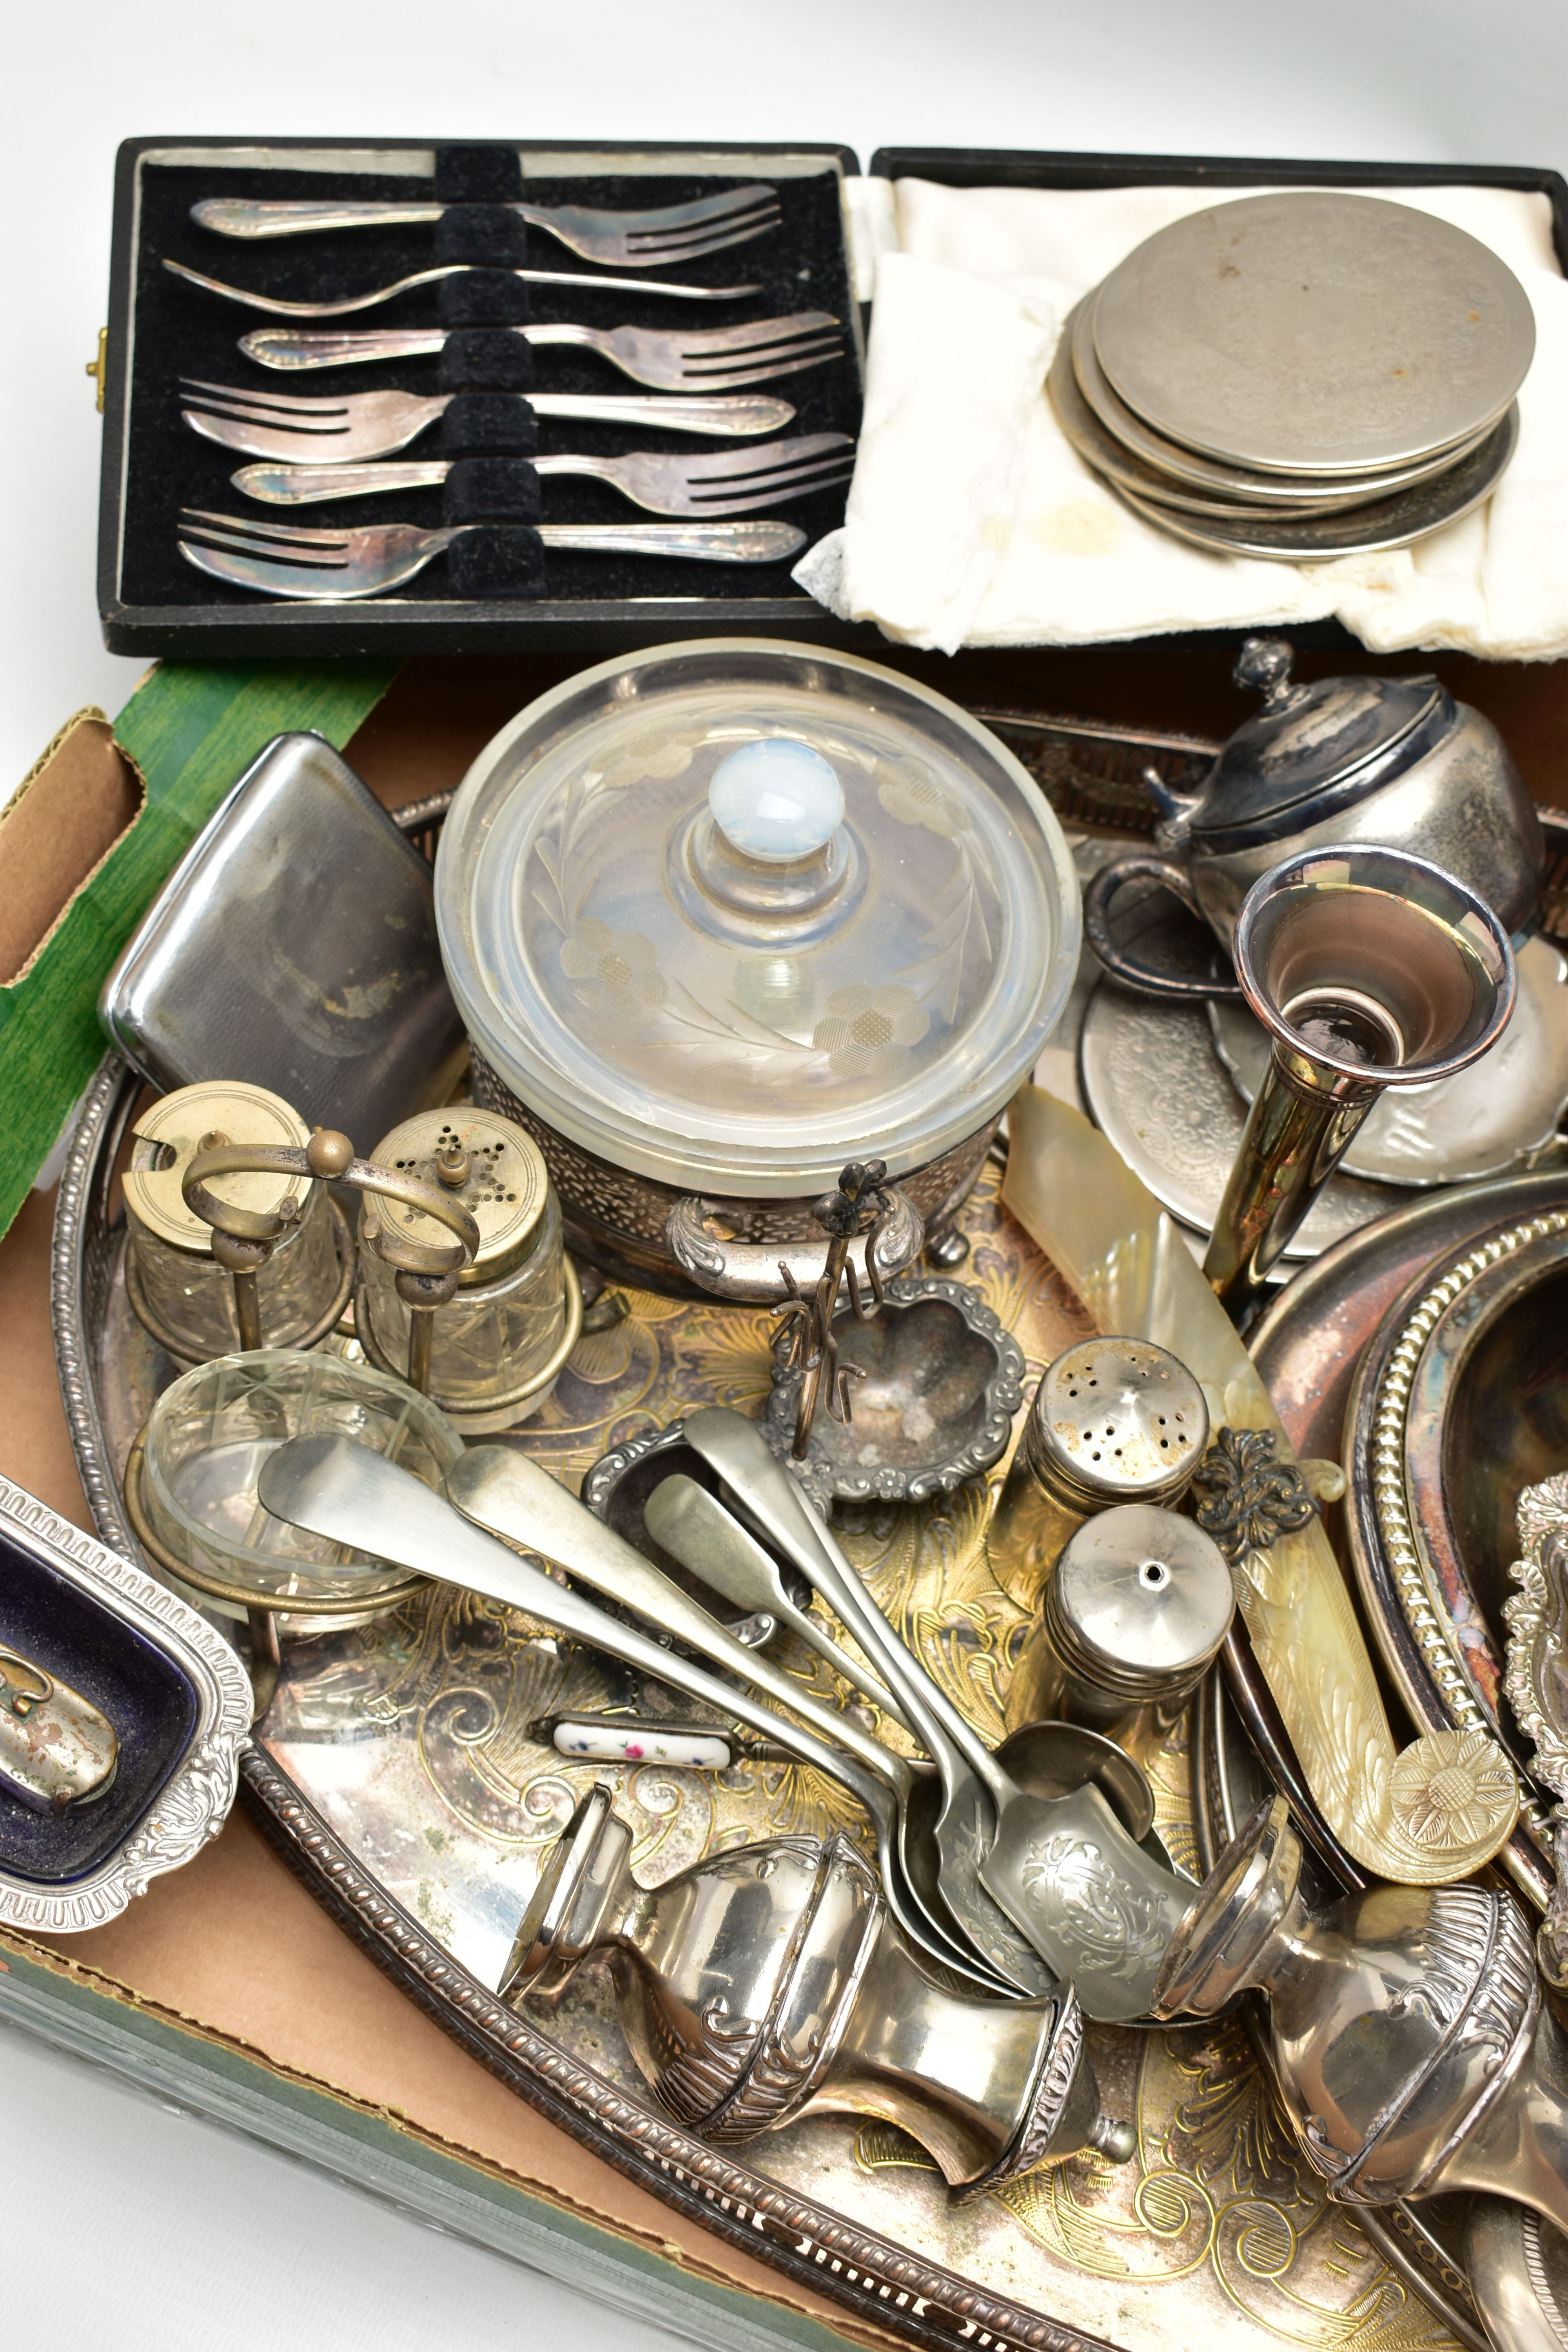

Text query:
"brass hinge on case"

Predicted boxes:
[[85, 327, 107, 412]]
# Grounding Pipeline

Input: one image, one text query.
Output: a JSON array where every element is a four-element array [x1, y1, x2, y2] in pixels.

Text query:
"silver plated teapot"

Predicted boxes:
[[1085, 635, 1543, 1000]]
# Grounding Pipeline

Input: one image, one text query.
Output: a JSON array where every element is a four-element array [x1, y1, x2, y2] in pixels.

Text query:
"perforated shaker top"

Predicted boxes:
[[1024, 1337, 1209, 1510]]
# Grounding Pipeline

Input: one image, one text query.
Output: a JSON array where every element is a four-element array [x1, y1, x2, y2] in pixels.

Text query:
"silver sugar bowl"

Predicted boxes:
[[503, 1785, 1134, 2196]]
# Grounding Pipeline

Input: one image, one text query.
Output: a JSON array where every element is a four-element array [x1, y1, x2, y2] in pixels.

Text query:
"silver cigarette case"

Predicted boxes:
[[100, 731, 464, 1145]]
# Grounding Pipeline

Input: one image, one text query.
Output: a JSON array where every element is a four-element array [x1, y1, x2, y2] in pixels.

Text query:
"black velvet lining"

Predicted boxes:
[[438, 394, 539, 455], [434, 144, 525, 204], [0, 1524, 198, 1886], [124, 156, 858, 612], [436, 271, 532, 327], [444, 457, 542, 523], [448, 524, 548, 596], [437, 328, 536, 388], [434, 206, 529, 266]]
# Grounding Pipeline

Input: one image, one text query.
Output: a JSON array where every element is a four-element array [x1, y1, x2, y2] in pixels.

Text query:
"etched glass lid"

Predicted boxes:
[[436, 642, 1080, 1198]]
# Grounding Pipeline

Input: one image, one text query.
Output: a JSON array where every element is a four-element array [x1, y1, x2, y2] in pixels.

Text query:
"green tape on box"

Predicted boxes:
[[0, 659, 399, 1241]]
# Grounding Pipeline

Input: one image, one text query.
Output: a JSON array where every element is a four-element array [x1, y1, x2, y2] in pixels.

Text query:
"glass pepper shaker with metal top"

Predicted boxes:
[[123, 1079, 350, 1363], [356, 1106, 579, 1431]]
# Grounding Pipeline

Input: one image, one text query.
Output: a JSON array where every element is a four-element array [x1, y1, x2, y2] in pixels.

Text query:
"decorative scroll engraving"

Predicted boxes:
[[54, 1056, 1481, 2352], [1021, 1835, 1172, 1980]]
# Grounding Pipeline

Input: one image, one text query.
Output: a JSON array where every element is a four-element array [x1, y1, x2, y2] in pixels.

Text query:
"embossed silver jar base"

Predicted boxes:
[[470, 1047, 999, 1296]]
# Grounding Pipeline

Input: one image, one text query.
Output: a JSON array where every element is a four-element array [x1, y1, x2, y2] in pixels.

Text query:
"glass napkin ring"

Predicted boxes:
[[123, 1080, 351, 1363], [356, 1107, 579, 1433]]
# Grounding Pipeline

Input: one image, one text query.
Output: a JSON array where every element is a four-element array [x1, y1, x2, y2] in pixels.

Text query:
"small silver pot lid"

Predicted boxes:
[[435, 641, 1080, 1200], [1166, 636, 1452, 846]]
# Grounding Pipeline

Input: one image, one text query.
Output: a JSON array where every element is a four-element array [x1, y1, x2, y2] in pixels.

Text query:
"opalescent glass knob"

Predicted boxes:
[[708, 738, 844, 865]]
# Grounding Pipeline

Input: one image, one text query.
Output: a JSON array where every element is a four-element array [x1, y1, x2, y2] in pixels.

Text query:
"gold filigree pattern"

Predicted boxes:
[[994, 2023, 1459, 2347]]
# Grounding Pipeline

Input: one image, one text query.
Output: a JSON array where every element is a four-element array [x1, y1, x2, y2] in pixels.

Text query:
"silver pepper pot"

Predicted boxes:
[[1152, 1796, 1568, 2230], [994, 1337, 1210, 1602], [503, 1786, 1134, 2196]]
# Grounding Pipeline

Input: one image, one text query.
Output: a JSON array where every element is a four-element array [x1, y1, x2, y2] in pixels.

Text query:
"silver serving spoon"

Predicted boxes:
[[680, 1411, 1053, 2000], [449, 1449, 898, 1782], [445, 1446, 1013, 1996], [257, 1435, 1005, 1995], [682, 1410, 1192, 2022], [642, 1474, 912, 1732]]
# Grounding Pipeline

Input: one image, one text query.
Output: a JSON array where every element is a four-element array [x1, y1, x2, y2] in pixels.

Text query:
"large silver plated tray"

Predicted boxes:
[[53, 786, 1481, 2352], [1250, 1172, 1568, 1924]]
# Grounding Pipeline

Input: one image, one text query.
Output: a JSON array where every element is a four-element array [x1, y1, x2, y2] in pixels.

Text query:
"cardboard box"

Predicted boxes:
[[4, 639, 1566, 2352]]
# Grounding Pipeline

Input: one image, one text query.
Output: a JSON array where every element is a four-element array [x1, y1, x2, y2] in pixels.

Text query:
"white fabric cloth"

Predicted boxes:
[[801, 178, 1568, 661]]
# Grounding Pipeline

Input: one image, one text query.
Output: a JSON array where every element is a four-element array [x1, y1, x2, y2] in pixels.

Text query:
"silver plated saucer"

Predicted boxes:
[[1078, 979, 1409, 1258], [1113, 406, 1518, 559], [1050, 325, 1335, 519], [1209, 933, 1568, 1187], [1092, 191, 1535, 474], [1066, 295, 1491, 510]]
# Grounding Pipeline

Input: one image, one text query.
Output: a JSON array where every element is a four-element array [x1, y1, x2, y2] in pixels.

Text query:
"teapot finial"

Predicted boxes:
[[1234, 636, 1295, 708]]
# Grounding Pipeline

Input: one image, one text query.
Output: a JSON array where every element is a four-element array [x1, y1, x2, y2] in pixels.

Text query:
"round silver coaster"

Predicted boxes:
[[1093, 191, 1535, 474], [1049, 323, 1335, 518], [1078, 980, 1408, 1258], [1069, 292, 1494, 509], [1208, 933, 1568, 1188], [1112, 404, 1517, 559]]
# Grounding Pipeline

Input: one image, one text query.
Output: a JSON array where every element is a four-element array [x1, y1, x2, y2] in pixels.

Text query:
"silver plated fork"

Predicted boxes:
[[229, 434, 855, 517], [178, 508, 804, 598], [181, 378, 799, 460], [191, 184, 782, 268], [165, 256, 762, 312], [238, 313, 844, 392]]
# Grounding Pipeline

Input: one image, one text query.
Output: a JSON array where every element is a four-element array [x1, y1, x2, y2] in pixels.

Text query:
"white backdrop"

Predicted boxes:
[[4, 4, 1564, 2343], [3, 0, 1565, 790]]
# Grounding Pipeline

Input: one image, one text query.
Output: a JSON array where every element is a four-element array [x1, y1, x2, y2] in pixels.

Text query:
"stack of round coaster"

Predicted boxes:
[[1048, 191, 1534, 559]]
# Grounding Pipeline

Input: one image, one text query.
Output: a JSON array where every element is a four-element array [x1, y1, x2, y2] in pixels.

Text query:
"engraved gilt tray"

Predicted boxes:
[[53, 806, 1474, 2352]]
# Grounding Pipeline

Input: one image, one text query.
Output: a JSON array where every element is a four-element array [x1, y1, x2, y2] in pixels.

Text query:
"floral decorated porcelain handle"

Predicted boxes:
[[1003, 1086, 1518, 1886]]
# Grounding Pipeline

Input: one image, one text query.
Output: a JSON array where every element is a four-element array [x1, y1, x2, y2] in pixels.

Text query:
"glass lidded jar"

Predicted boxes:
[[436, 641, 1081, 1292], [123, 1080, 345, 1362]]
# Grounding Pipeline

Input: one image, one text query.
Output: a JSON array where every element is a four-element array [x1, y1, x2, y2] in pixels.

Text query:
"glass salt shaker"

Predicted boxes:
[[123, 1080, 348, 1363]]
